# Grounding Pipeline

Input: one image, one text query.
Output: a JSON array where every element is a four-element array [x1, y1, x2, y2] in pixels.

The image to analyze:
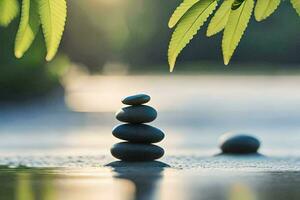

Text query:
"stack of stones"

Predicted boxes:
[[111, 94, 165, 162]]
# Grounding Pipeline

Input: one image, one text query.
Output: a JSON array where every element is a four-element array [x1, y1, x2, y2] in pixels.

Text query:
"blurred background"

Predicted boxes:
[[0, 0, 300, 156], [1, 0, 300, 101], [62, 0, 300, 73]]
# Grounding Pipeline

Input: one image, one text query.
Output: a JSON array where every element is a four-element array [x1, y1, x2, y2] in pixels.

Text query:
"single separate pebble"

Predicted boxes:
[[122, 94, 151, 105], [219, 133, 260, 154], [111, 142, 164, 161], [116, 105, 157, 123], [112, 124, 165, 143]]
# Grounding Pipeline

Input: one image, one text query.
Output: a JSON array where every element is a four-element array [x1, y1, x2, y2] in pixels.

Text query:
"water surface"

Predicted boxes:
[[1, 75, 300, 200]]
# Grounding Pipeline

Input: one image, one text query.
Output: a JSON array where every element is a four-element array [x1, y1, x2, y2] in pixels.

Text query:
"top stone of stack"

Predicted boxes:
[[122, 94, 150, 105]]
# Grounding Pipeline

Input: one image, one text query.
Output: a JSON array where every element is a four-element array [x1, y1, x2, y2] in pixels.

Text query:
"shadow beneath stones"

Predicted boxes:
[[106, 161, 170, 200]]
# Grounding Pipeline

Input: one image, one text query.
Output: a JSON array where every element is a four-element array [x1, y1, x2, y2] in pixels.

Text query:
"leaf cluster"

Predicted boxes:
[[168, 0, 300, 71], [0, 0, 67, 61]]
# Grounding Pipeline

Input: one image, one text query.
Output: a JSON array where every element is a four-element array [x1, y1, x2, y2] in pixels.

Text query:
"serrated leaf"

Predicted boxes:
[[222, 0, 254, 65], [168, 0, 217, 72], [38, 0, 67, 61], [0, 0, 19, 26], [168, 0, 199, 28], [207, 0, 234, 37], [232, 0, 245, 10], [15, 0, 40, 58], [254, 0, 280, 21], [291, 0, 300, 16]]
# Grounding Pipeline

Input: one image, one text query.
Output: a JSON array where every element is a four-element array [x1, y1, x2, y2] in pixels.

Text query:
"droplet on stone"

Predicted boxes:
[[219, 133, 260, 154], [122, 94, 151, 105], [115, 105, 157, 123], [110, 142, 164, 161]]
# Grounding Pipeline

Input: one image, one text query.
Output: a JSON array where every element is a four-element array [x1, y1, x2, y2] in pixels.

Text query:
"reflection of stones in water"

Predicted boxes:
[[106, 161, 169, 200]]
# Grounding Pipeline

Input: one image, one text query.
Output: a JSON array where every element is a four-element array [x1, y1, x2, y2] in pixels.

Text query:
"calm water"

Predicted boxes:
[[0, 167, 300, 200], [0, 75, 300, 200]]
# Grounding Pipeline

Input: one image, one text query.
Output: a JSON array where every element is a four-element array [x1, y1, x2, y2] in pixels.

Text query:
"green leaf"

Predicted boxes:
[[15, 0, 40, 58], [0, 0, 19, 26], [168, 0, 217, 72], [254, 0, 280, 21], [222, 0, 254, 65], [207, 0, 234, 37], [232, 0, 245, 10], [291, 0, 300, 16], [38, 0, 67, 61], [168, 0, 199, 28]]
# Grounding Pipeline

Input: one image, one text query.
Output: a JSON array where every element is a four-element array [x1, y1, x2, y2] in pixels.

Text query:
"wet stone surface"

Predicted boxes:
[[121, 94, 151, 105], [115, 105, 157, 123], [110, 142, 165, 161], [112, 124, 164, 143], [219, 133, 261, 154]]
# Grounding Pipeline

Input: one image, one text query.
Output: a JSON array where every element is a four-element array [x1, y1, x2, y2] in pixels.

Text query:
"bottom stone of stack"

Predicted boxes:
[[111, 142, 164, 161]]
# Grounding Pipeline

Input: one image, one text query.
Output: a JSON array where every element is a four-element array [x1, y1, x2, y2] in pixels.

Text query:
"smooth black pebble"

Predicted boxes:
[[111, 142, 164, 161], [122, 94, 150, 105], [112, 124, 164, 143], [219, 133, 260, 154], [116, 105, 157, 123]]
